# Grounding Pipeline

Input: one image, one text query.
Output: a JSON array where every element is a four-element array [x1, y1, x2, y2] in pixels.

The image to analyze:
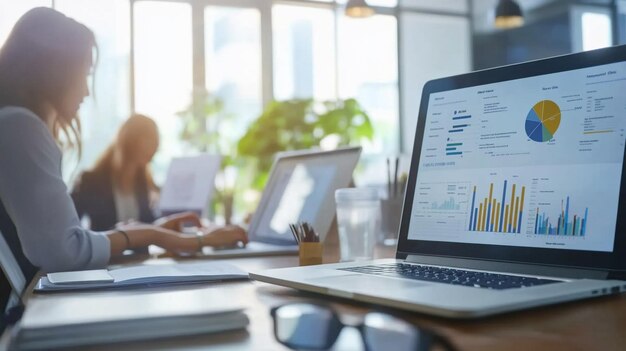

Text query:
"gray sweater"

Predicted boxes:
[[0, 106, 109, 272]]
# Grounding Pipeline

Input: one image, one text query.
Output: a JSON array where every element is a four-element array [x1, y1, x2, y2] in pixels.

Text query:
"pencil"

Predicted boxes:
[[289, 224, 300, 243]]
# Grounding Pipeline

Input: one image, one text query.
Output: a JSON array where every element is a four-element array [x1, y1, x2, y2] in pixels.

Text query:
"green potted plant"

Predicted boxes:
[[237, 98, 374, 190]]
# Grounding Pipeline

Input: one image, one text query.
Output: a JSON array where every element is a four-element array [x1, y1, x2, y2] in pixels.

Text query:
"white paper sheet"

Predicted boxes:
[[158, 154, 222, 213]]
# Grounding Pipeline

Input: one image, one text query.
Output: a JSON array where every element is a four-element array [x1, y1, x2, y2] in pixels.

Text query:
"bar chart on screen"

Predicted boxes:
[[467, 180, 526, 234], [525, 175, 591, 238], [532, 196, 588, 236]]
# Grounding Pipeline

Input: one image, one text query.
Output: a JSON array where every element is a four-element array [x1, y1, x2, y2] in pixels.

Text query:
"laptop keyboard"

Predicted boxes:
[[339, 263, 561, 290]]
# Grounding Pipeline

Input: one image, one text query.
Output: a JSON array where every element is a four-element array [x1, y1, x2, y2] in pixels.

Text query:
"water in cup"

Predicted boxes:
[[335, 188, 380, 262]]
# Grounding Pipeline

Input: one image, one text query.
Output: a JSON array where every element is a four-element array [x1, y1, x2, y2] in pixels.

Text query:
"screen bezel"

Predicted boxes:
[[397, 45, 626, 271]]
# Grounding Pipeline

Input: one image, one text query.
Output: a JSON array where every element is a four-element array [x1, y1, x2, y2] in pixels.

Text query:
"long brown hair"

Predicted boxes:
[[92, 114, 159, 194], [0, 7, 96, 155]]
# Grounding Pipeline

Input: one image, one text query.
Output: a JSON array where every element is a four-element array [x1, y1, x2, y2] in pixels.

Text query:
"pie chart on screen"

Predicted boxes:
[[525, 100, 561, 142]]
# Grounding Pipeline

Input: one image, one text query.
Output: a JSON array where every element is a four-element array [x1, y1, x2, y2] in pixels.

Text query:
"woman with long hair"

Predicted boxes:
[[72, 113, 216, 240], [0, 8, 247, 281], [72, 114, 162, 231]]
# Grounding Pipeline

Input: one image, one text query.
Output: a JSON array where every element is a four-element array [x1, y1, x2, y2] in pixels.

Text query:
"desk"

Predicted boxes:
[[3, 237, 626, 351]]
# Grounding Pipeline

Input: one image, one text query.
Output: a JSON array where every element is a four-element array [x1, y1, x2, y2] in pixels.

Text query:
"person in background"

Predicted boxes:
[[71, 114, 214, 249], [72, 114, 161, 230], [0, 8, 247, 282]]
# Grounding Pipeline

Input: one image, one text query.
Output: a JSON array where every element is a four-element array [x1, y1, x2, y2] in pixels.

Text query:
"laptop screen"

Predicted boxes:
[[407, 61, 626, 253], [249, 147, 361, 244]]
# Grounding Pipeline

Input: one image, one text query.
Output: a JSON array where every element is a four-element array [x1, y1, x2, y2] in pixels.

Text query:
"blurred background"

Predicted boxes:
[[0, 0, 621, 219]]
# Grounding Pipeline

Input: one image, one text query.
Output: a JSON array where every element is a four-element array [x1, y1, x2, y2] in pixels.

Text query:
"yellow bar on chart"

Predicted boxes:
[[504, 204, 509, 232], [495, 202, 500, 232]]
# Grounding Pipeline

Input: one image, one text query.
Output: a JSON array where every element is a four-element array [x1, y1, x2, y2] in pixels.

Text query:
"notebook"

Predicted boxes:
[[11, 289, 248, 350], [35, 261, 247, 292]]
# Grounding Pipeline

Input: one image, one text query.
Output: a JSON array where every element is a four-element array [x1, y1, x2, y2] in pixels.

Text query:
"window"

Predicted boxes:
[[338, 14, 398, 154], [582, 12, 612, 51], [273, 4, 337, 101], [572, 6, 613, 53], [204, 6, 262, 154], [133, 1, 192, 182]]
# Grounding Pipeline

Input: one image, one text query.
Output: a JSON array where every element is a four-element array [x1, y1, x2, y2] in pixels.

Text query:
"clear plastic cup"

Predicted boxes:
[[335, 188, 380, 262]]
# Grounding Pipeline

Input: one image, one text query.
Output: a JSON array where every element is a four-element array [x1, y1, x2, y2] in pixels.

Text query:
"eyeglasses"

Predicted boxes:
[[270, 303, 456, 351]]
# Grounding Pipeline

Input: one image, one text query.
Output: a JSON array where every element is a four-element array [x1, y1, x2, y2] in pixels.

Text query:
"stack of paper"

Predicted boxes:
[[35, 261, 248, 292], [12, 289, 248, 350]]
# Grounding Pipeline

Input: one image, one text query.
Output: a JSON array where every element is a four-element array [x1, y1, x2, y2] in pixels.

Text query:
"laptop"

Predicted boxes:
[[250, 45, 626, 318], [200, 147, 362, 258]]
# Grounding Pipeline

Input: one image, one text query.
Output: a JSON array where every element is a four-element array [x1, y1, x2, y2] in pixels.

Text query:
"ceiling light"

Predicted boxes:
[[345, 0, 374, 18], [495, 0, 524, 29]]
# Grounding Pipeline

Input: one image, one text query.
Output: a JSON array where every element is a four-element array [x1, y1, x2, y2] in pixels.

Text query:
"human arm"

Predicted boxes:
[[0, 109, 110, 272], [107, 224, 248, 255], [153, 211, 202, 232]]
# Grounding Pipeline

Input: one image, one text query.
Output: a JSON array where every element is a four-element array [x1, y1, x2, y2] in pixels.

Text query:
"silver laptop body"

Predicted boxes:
[[202, 147, 361, 258], [251, 46, 626, 318]]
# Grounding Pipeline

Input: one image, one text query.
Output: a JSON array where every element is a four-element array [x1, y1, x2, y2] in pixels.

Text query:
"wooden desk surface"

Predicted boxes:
[[5, 235, 626, 351]]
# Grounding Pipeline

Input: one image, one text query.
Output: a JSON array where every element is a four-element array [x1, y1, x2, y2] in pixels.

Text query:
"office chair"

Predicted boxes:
[[0, 230, 27, 333]]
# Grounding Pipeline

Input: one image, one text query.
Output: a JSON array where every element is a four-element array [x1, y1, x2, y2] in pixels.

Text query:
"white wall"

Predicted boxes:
[[399, 12, 472, 153]]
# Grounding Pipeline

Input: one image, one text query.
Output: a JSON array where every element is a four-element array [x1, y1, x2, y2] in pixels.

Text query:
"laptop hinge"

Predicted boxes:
[[404, 255, 609, 280]]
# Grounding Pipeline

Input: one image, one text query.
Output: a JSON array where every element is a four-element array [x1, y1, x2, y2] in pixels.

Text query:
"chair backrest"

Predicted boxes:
[[0, 230, 26, 300], [1, 229, 26, 334]]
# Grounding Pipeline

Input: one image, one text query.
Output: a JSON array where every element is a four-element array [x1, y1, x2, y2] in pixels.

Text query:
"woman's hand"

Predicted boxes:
[[108, 223, 249, 256], [153, 212, 202, 232], [200, 225, 248, 248]]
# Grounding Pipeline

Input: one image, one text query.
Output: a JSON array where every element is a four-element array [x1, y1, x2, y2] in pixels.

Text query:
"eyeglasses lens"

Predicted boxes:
[[363, 312, 431, 351], [274, 304, 336, 349]]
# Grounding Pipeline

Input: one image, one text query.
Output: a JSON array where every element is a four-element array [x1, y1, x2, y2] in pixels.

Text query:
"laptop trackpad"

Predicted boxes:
[[307, 274, 427, 293]]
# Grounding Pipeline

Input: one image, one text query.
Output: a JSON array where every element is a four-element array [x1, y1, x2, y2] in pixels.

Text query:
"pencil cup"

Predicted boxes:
[[299, 242, 323, 266]]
